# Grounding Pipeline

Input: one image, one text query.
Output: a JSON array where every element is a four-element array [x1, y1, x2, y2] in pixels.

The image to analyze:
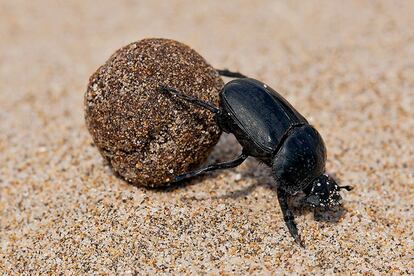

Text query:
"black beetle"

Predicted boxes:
[[160, 69, 352, 246]]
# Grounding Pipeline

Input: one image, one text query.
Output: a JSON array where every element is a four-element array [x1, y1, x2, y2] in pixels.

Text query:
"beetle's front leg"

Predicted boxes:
[[277, 188, 304, 247]]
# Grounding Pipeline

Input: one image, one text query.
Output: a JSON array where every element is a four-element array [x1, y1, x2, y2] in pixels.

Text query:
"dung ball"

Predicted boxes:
[[85, 38, 223, 187]]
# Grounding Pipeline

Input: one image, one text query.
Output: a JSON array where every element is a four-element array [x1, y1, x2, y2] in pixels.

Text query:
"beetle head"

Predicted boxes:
[[304, 174, 352, 208]]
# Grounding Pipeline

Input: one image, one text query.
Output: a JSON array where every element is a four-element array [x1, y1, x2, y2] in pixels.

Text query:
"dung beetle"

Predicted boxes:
[[160, 69, 352, 247]]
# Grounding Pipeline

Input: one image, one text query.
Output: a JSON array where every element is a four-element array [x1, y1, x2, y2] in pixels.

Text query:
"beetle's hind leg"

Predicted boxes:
[[216, 69, 248, 78], [159, 86, 220, 114], [277, 188, 305, 247], [170, 152, 248, 183]]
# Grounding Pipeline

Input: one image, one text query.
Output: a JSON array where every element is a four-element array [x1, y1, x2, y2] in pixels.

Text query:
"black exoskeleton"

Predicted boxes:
[[160, 69, 352, 247]]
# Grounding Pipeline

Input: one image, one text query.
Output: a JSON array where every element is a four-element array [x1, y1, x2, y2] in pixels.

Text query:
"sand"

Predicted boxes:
[[0, 0, 413, 274]]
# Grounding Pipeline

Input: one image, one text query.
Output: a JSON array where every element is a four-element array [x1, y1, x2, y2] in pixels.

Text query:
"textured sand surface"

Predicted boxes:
[[1, 0, 413, 274]]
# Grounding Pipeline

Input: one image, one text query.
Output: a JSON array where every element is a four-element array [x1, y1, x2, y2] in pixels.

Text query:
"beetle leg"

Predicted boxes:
[[171, 152, 248, 183], [277, 188, 305, 247], [216, 69, 248, 78], [159, 86, 221, 114]]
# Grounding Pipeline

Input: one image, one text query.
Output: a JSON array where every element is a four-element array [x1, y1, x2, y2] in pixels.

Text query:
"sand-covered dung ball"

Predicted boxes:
[[85, 38, 223, 187]]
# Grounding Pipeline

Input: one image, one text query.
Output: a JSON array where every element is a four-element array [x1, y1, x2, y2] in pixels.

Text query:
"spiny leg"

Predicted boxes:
[[172, 152, 248, 183], [216, 69, 248, 78], [159, 86, 220, 114], [277, 188, 304, 247]]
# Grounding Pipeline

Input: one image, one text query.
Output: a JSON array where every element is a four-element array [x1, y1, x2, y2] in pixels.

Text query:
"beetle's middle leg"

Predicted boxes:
[[170, 152, 248, 183], [160, 86, 220, 114]]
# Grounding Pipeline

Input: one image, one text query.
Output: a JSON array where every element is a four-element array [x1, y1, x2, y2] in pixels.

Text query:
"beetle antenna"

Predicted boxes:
[[339, 185, 353, 191]]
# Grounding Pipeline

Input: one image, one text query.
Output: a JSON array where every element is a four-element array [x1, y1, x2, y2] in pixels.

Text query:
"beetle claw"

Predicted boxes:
[[339, 185, 353, 191]]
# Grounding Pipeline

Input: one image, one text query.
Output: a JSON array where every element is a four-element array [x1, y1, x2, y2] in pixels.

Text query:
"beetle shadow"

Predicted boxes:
[[173, 175, 348, 224], [148, 133, 251, 192], [150, 133, 273, 195], [145, 134, 349, 224], [209, 178, 348, 224], [261, 179, 349, 224], [282, 189, 348, 224]]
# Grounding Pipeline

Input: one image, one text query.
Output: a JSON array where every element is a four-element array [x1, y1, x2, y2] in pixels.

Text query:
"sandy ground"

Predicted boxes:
[[1, 0, 413, 274]]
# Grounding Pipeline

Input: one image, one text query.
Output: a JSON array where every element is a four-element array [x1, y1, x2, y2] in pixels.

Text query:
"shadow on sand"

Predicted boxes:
[[141, 134, 349, 224]]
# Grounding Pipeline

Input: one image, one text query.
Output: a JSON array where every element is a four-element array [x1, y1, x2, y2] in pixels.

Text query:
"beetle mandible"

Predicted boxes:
[[160, 69, 352, 247]]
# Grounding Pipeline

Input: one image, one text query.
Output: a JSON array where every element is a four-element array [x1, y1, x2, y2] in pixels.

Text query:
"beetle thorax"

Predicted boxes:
[[272, 125, 327, 194]]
